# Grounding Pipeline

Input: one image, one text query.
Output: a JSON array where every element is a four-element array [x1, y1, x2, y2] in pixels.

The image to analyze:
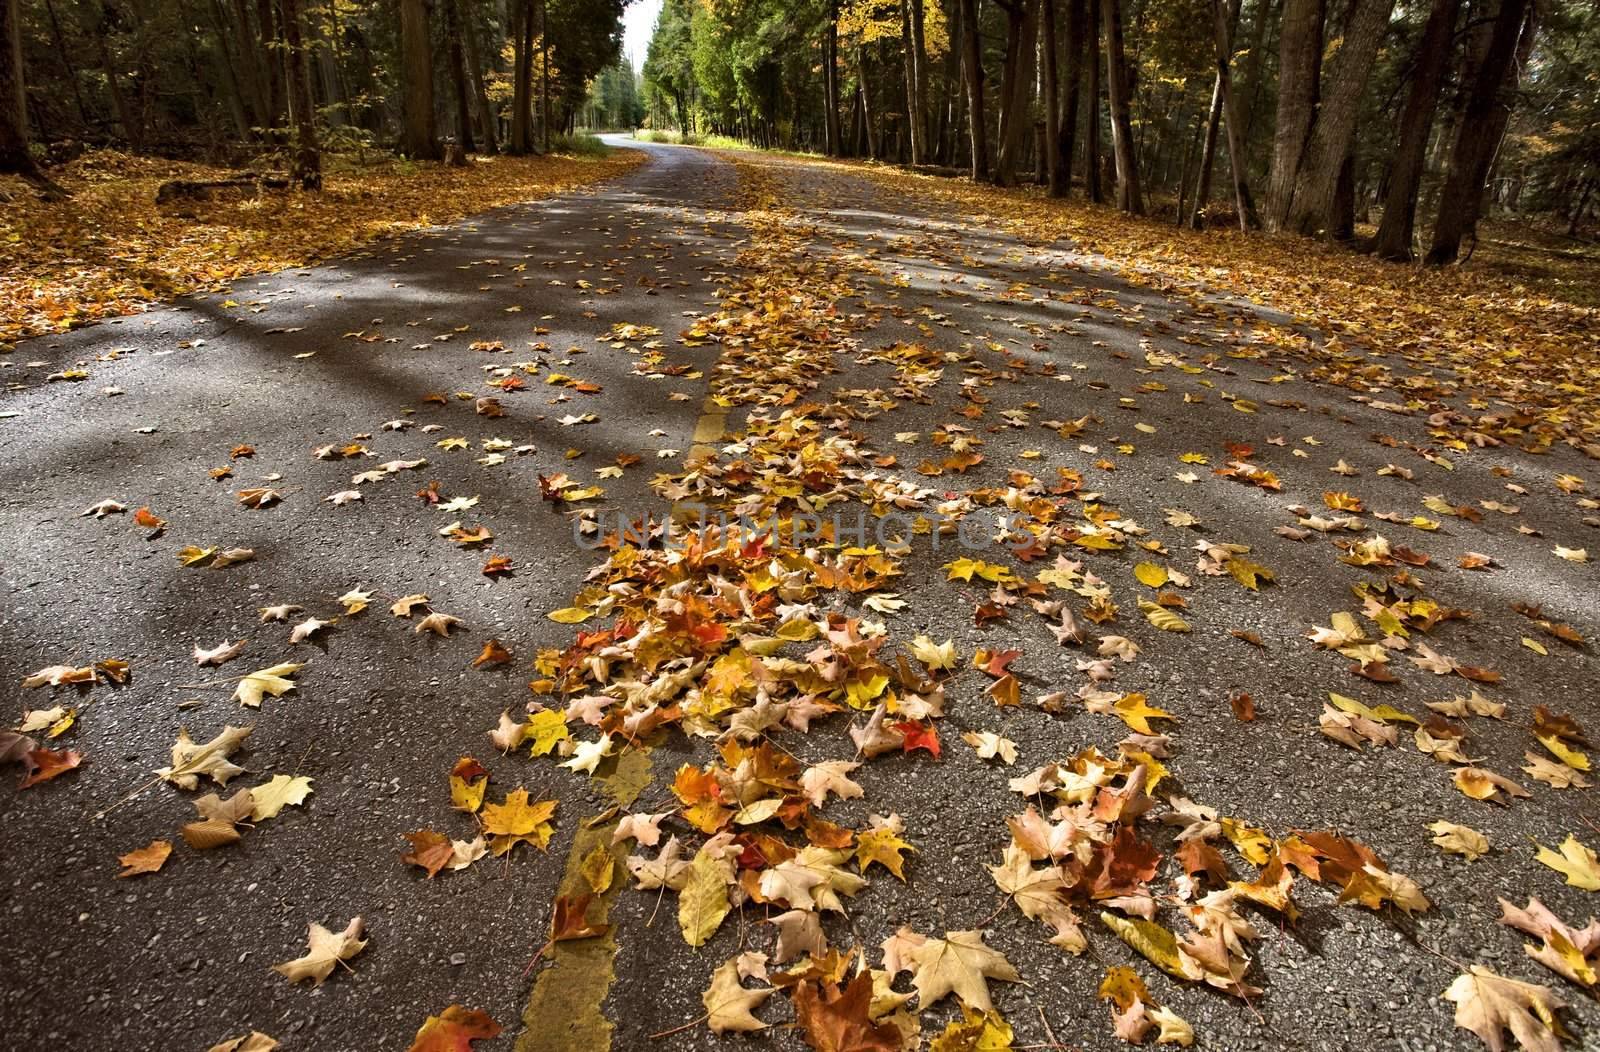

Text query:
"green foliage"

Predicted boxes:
[[549, 132, 610, 157]]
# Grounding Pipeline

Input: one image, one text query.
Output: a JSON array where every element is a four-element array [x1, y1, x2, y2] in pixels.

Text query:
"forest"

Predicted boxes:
[[0, 0, 632, 188], [642, 0, 1600, 263]]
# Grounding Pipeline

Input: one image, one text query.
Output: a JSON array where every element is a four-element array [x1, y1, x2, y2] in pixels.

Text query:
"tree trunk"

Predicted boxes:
[[959, 0, 986, 180], [510, 0, 532, 153], [1057, 0, 1085, 193], [279, 0, 320, 187], [1373, 0, 1459, 260], [1043, 0, 1064, 195], [1101, 0, 1141, 212], [43, 0, 91, 131], [1284, 0, 1395, 236], [257, 0, 286, 130], [823, 2, 842, 156], [911, 0, 929, 156], [994, 0, 1036, 186], [441, 0, 474, 151], [540, 0, 551, 151], [0, 0, 42, 177], [462, 0, 497, 154], [1085, 0, 1102, 202], [1426, 0, 1533, 264], [1212, 0, 1257, 229], [399, 0, 440, 159], [1191, 72, 1223, 227], [229, 0, 267, 129], [900, 0, 924, 164], [1265, 0, 1321, 228], [1330, 144, 1356, 240], [93, 8, 145, 152], [1237, 0, 1279, 140]]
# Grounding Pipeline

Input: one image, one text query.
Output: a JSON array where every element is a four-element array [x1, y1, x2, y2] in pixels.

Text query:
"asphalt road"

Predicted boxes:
[[2, 137, 1597, 1052]]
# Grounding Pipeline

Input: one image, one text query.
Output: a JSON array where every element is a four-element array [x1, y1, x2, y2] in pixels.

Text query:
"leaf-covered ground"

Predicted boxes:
[[0, 149, 643, 349], [2, 139, 1598, 1052]]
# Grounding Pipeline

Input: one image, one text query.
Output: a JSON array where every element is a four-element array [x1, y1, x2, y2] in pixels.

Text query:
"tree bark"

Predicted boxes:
[[279, 0, 320, 187], [257, 0, 286, 130], [1237, 0, 1279, 140], [510, 0, 532, 153], [1373, 0, 1459, 260], [1086, 0, 1102, 202], [1043, 0, 1064, 195], [1284, 0, 1395, 236], [994, 0, 1036, 186], [1, 0, 41, 176], [462, 0, 497, 153], [399, 0, 440, 159], [1265, 0, 1321, 228], [857, 49, 880, 160], [441, 0, 474, 151], [1058, 0, 1085, 193], [1212, 0, 1257, 229], [540, 0, 551, 152], [229, 0, 268, 129], [901, 0, 924, 164], [959, 0, 986, 180], [823, 2, 843, 156], [1426, 0, 1534, 264], [1100, 0, 1141, 212], [1191, 71, 1224, 227]]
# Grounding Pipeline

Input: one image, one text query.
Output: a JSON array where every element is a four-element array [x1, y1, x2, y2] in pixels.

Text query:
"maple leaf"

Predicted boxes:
[[250, 774, 313, 820], [405, 1006, 501, 1052], [116, 839, 172, 878], [272, 917, 367, 985], [158, 724, 252, 789], [628, 836, 690, 891], [18, 746, 82, 788], [1430, 821, 1490, 862], [906, 929, 1021, 1012], [963, 730, 1018, 764], [289, 616, 335, 644], [82, 499, 127, 518], [193, 639, 245, 667], [1500, 897, 1600, 990], [792, 973, 900, 1052], [181, 788, 254, 849], [416, 612, 464, 637], [800, 760, 864, 808], [401, 830, 457, 878], [702, 959, 772, 1034], [479, 788, 557, 856], [233, 663, 304, 707], [855, 821, 914, 880], [391, 594, 431, 617], [550, 893, 610, 941], [337, 588, 373, 615], [1443, 965, 1568, 1052], [22, 664, 96, 688], [1535, 837, 1600, 891]]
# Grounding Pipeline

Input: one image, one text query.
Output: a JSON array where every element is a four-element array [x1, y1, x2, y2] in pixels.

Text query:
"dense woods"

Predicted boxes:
[[0, 0, 629, 177], [642, 0, 1600, 260]]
